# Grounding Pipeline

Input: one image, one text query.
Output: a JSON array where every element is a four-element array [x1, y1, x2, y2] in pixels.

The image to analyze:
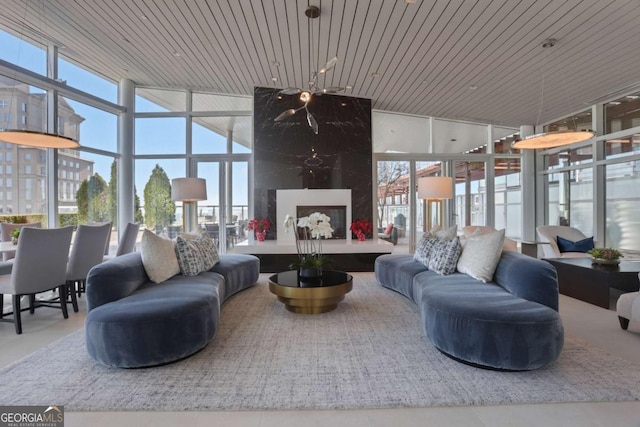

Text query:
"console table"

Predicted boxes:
[[232, 239, 394, 272], [545, 258, 640, 308]]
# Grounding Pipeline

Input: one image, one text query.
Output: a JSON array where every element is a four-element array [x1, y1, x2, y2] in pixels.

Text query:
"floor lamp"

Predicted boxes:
[[171, 178, 207, 232], [418, 177, 453, 231]]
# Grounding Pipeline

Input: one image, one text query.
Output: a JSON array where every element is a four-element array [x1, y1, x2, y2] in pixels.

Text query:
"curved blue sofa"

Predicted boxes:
[[375, 251, 564, 370], [85, 252, 259, 368]]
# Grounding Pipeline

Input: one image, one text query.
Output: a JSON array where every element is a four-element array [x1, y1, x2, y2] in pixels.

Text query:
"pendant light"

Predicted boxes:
[[0, 1, 80, 149], [513, 39, 595, 150]]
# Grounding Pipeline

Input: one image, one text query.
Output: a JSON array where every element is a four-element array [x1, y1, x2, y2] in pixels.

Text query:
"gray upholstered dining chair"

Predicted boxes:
[[66, 222, 112, 312], [0, 226, 74, 334], [86, 221, 113, 256], [102, 222, 140, 262], [0, 222, 42, 262]]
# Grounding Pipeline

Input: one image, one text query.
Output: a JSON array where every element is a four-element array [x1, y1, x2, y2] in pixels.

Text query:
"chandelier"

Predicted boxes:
[[273, 5, 345, 135]]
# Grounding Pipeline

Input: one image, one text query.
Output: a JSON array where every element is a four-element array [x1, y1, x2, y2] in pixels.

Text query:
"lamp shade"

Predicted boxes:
[[171, 178, 207, 202], [512, 130, 595, 150], [0, 130, 79, 148], [418, 177, 453, 200]]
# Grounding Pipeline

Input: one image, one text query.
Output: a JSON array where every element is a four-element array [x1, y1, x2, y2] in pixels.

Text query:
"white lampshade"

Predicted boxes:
[[171, 178, 207, 202], [418, 177, 453, 200], [0, 130, 79, 148]]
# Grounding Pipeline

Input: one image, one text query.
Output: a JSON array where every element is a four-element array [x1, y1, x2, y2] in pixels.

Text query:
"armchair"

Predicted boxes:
[[378, 225, 398, 245], [536, 225, 593, 258], [616, 274, 640, 331]]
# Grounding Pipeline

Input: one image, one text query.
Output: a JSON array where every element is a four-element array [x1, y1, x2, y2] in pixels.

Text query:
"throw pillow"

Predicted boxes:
[[457, 229, 505, 283], [427, 236, 462, 275], [434, 225, 457, 240], [140, 229, 180, 283], [175, 230, 220, 276], [413, 232, 438, 266], [384, 223, 394, 235], [556, 235, 594, 253], [463, 226, 517, 252]]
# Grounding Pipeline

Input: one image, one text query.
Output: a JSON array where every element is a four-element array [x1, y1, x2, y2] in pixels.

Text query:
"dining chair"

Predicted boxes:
[[66, 222, 112, 312], [0, 222, 42, 262], [102, 222, 140, 262], [86, 221, 113, 256], [0, 226, 73, 334]]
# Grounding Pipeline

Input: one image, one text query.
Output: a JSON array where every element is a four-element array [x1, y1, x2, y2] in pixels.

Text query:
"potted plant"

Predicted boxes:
[[284, 213, 334, 278], [10, 228, 21, 245], [350, 218, 372, 241], [247, 218, 271, 241], [587, 247, 623, 265]]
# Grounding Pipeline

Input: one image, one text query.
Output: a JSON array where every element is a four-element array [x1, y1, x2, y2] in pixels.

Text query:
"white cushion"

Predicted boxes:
[[433, 225, 457, 240], [457, 229, 505, 283], [463, 226, 517, 252], [617, 291, 640, 323], [140, 229, 180, 283]]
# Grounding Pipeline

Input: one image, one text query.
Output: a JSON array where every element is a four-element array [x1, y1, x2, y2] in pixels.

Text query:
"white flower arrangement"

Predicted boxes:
[[284, 212, 334, 270]]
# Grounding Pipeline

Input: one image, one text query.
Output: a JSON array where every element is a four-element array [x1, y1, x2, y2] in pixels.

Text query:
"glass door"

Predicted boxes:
[[192, 160, 248, 254]]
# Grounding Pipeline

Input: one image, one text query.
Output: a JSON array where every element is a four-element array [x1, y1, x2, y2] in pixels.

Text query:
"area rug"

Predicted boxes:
[[1, 273, 639, 411]]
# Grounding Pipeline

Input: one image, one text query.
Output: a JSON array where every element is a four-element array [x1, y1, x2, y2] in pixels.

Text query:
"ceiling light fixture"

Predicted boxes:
[[274, 5, 344, 135], [513, 38, 594, 150], [0, 1, 80, 149]]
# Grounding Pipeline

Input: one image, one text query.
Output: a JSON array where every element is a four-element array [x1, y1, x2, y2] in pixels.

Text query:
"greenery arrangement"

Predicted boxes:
[[10, 228, 21, 240], [587, 247, 623, 260], [284, 213, 334, 271]]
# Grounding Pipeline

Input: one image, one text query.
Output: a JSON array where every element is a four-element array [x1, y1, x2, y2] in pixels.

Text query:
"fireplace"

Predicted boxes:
[[296, 205, 347, 239]]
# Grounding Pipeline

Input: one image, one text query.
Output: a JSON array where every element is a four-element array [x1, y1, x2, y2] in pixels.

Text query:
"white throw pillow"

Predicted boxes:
[[433, 225, 458, 240], [463, 226, 516, 252], [140, 229, 180, 283], [457, 229, 505, 283]]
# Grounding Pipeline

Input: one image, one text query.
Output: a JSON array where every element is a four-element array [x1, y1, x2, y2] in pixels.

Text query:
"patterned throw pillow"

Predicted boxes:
[[175, 230, 220, 276], [140, 229, 180, 283], [427, 237, 462, 275], [413, 232, 438, 266]]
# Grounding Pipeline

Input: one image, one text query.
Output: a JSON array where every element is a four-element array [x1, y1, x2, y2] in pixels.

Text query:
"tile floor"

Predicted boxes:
[[1, 274, 640, 427]]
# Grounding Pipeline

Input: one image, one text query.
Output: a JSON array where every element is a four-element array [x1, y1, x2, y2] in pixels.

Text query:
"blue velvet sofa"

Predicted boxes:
[[85, 252, 259, 368], [375, 251, 564, 370]]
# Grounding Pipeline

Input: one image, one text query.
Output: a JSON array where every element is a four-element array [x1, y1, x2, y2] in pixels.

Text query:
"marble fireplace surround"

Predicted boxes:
[[276, 189, 352, 242]]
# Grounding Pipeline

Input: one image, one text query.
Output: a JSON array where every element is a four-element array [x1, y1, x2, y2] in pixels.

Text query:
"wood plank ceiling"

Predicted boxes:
[[1, 0, 640, 127]]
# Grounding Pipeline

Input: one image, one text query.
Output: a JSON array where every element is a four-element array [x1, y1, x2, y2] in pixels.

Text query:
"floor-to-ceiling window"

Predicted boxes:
[[1, 30, 121, 252], [134, 87, 252, 253]]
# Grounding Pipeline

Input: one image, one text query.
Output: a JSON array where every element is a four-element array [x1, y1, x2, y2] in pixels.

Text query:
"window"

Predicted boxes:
[[6, 178, 12, 188], [0, 100, 7, 108], [135, 117, 186, 155], [605, 93, 640, 134], [605, 163, 640, 251], [21, 103, 27, 113], [21, 115, 27, 126], [25, 165, 32, 174], [5, 152, 11, 162], [5, 165, 11, 175], [59, 97, 117, 151], [40, 167, 45, 175], [6, 192, 12, 201], [24, 152, 31, 160]]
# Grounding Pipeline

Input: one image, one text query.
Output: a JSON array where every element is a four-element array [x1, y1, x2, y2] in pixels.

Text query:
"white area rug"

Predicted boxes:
[[1, 273, 639, 411]]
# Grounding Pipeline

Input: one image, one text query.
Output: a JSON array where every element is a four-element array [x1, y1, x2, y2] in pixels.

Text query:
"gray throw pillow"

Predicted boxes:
[[427, 236, 462, 275], [175, 230, 220, 276], [414, 232, 438, 266]]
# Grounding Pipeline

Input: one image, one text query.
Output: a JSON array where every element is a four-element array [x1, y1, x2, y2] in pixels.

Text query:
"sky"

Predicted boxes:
[[0, 30, 248, 209]]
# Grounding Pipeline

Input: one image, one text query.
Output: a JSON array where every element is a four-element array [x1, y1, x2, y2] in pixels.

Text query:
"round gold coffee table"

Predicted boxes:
[[268, 270, 353, 314]]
